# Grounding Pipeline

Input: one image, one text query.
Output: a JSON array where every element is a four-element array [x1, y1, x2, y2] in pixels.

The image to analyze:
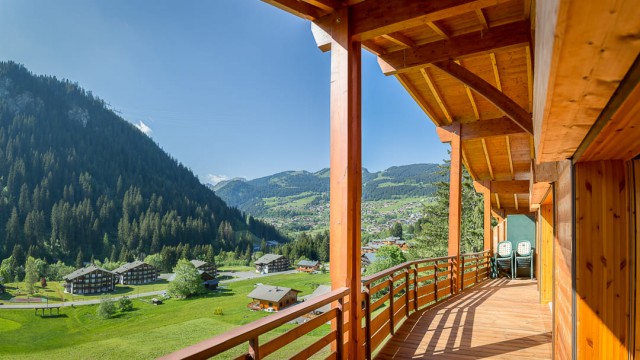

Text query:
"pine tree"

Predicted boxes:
[[75, 249, 84, 268]]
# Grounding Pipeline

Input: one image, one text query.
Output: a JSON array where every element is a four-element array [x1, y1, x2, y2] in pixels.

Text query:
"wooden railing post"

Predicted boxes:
[[249, 337, 260, 360], [364, 285, 371, 360], [404, 267, 410, 318], [413, 264, 418, 313], [476, 254, 479, 284], [434, 260, 439, 302], [388, 274, 395, 335], [460, 255, 465, 292]]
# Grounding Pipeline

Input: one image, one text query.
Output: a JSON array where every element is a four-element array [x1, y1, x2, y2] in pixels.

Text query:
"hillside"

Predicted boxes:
[[213, 164, 445, 234], [0, 62, 286, 264]]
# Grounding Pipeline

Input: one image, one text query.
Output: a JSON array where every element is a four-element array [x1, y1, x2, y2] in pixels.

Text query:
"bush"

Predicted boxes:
[[214, 307, 223, 315], [97, 297, 117, 319], [119, 296, 133, 312]]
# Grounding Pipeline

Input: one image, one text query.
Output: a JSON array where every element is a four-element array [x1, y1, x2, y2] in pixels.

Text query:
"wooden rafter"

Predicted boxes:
[[506, 136, 514, 179], [525, 46, 533, 112], [378, 20, 530, 75], [262, 0, 325, 20], [349, 0, 512, 41], [514, 194, 519, 210], [491, 180, 530, 194], [421, 68, 453, 123], [461, 146, 477, 180], [481, 138, 494, 179], [489, 53, 502, 91], [303, 0, 340, 12], [495, 193, 501, 209], [433, 60, 533, 135], [476, 8, 489, 32], [455, 60, 480, 120], [382, 33, 415, 48], [362, 40, 387, 56], [438, 117, 527, 141], [427, 21, 449, 39], [395, 74, 443, 126]]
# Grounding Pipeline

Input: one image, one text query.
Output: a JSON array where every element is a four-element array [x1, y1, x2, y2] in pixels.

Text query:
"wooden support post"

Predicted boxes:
[[325, 7, 363, 359], [364, 285, 372, 360], [388, 275, 395, 335], [249, 337, 260, 360], [434, 260, 439, 302], [404, 268, 410, 317], [446, 122, 462, 294]]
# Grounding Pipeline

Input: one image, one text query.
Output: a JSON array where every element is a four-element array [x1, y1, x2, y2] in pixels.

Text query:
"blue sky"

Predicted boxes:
[[0, 1, 447, 183]]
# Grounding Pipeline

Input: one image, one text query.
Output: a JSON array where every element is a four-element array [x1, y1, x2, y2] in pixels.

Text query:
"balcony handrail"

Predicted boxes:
[[461, 250, 491, 258], [361, 255, 456, 285], [159, 286, 350, 360]]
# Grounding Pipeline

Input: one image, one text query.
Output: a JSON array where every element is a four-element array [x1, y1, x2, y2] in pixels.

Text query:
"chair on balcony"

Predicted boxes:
[[514, 241, 534, 279], [492, 241, 514, 278]]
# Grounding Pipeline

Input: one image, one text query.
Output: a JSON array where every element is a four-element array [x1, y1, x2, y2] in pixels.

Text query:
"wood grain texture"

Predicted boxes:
[[553, 160, 573, 359], [539, 200, 553, 305], [575, 160, 629, 359], [328, 8, 363, 358], [448, 122, 462, 294], [376, 279, 552, 359]]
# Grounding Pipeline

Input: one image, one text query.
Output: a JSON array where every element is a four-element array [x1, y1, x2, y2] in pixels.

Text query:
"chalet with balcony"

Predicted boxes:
[[254, 254, 289, 274], [63, 265, 116, 295], [296, 260, 320, 272], [160, 0, 640, 359], [247, 284, 301, 312], [190, 259, 217, 278], [113, 260, 159, 285]]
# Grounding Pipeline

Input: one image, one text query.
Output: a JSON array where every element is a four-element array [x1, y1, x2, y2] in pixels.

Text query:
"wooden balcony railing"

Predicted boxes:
[[361, 250, 491, 359], [159, 287, 349, 360], [160, 251, 491, 360]]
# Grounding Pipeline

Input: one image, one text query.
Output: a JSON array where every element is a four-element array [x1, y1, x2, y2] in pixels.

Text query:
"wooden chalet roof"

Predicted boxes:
[[262, 0, 640, 216]]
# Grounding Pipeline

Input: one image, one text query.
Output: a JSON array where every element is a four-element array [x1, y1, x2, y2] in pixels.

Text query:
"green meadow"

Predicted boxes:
[[0, 272, 331, 359]]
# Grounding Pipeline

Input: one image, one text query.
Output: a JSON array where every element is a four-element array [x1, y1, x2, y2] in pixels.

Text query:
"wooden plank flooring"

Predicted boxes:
[[376, 278, 552, 359]]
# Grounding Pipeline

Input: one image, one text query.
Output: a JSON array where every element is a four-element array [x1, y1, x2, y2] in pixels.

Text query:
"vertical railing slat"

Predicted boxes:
[[364, 285, 371, 360]]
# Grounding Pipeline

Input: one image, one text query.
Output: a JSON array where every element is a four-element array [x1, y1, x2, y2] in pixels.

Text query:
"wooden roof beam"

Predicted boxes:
[[476, 8, 489, 32], [382, 33, 415, 48], [491, 180, 530, 194], [438, 117, 527, 141], [433, 60, 533, 135], [427, 21, 450, 39], [303, 0, 341, 12], [378, 20, 530, 75], [421, 68, 453, 123], [456, 60, 480, 119], [262, 0, 326, 20], [350, 0, 512, 41], [506, 136, 514, 179], [481, 139, 494, 180], [500, 207, 534, 215]]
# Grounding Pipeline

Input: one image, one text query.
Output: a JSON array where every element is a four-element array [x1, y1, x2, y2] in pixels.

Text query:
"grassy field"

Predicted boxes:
[[0, 280, 170, 304], [0, 272, 331, 359]]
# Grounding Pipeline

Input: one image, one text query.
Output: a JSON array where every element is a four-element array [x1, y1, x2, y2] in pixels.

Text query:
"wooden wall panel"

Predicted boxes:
[[575, 160, 629, 359], [632, 160, 640, 359], [539, 198, 554, 304], [554, 160, 573, 359]]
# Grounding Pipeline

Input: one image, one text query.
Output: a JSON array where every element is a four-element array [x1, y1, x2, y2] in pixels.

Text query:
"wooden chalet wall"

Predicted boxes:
[[553, 160, 573, 359], [575, 160, 630, 358], [633, 160, 640, 358], [538, 192, 553, 305]]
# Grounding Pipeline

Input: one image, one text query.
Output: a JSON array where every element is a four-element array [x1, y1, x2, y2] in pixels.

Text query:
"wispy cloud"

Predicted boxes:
[[135, 120, 152, 135], [207, 174, 229, 185]]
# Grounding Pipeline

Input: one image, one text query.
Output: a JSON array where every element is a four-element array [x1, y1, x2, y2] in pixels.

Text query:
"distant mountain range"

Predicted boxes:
[[212, 164, 445, 234]]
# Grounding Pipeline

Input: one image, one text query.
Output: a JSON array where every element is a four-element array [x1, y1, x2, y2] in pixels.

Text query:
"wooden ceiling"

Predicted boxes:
[[262, 0, 640, 216]]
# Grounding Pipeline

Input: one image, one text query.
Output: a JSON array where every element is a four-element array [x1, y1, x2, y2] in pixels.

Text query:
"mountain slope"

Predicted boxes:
[[213, 163, 445, 234], [0, 61, 286, 263]]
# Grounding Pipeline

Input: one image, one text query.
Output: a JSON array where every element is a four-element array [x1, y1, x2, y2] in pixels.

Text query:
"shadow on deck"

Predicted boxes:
[[377, 278, 552, 359]]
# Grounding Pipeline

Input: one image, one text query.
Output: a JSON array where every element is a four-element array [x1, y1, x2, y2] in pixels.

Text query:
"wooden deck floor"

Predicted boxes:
[[376, 278, 552, 359]]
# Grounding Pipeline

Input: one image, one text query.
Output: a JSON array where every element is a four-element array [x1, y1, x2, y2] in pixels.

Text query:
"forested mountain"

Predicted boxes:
[[0, 62, 286, 264], [214, 164, 443, 216]]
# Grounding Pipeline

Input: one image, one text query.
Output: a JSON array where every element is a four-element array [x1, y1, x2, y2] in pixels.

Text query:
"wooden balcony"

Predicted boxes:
[[158, 252, 550, 359], [378, 278, 552, 359]]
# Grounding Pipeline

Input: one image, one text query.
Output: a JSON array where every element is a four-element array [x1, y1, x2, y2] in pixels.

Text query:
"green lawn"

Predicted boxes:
[[1, 280, 170, 304], [217, 265, 255, 272], [0, 272, 331, 359]]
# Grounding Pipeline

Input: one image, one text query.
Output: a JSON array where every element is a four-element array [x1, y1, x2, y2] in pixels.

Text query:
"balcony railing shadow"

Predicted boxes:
[[376, 278, 552, 359]]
